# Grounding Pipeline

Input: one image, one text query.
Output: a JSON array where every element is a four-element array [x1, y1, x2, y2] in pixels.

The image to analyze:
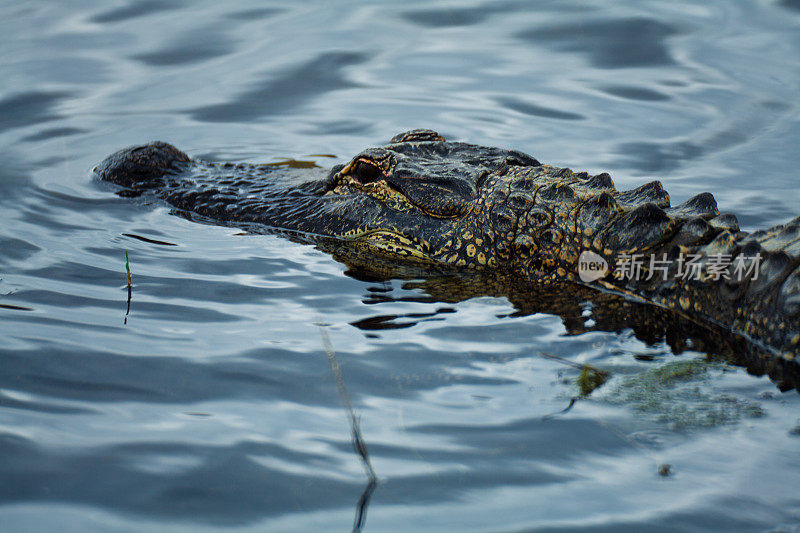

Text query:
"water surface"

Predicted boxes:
[[1, 1, 800, 531]]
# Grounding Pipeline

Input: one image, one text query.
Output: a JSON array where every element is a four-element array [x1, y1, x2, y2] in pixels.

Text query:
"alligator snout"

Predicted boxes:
[[94, 141, 190, 189]]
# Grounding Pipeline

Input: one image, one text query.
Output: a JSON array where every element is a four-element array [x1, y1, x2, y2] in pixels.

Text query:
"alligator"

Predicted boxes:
[[96, 129, 800, 389]]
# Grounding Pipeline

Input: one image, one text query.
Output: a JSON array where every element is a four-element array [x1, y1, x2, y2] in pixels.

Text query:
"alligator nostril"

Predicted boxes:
[[95, 141, 190, 188]]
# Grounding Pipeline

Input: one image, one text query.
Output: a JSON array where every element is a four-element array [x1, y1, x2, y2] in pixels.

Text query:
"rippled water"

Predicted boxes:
[[2, 1, 800, 531]]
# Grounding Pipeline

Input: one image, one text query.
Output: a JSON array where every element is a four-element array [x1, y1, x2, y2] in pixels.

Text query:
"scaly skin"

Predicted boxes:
[[96, 129, 800, 387]]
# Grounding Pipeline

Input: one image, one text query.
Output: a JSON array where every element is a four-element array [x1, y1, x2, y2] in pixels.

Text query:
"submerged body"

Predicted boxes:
[[96, 130, 800, 388]]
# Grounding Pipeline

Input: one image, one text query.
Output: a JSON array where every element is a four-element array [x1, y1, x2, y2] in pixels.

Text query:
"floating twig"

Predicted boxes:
[[124, 250, 132, 324], [125, 250, 132, 287]]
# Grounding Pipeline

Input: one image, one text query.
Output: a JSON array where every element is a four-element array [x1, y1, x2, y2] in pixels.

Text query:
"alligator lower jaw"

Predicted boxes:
[[336, 230, 435, 264]]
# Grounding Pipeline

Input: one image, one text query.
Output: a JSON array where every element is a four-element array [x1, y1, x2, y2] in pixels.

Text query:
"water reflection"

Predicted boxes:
[[132, 27, 236, 66], [0, 91, 71, 133], [0, 433, 364, 525], [90, 1, 183, 24], [517, 17, 680, 68], [190, 52, 369, 123], [401, 3, 517, 28], [333, 248, 800, 392]]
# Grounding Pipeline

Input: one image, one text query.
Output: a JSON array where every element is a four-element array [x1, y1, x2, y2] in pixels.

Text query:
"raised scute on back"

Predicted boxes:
[[616, 180, 670, 209], [600, 203, 673, 254], [666, 192, 719, 220]]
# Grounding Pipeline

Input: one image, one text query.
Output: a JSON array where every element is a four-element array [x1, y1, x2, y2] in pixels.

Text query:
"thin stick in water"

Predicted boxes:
[[318, 326, 377, 481]]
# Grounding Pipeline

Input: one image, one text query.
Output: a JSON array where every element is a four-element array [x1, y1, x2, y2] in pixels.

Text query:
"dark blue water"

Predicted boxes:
[[2, 1, 800, 531]]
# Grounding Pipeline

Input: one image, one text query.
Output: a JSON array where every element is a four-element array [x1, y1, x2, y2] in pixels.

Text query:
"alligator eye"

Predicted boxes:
[[353, 159, 383, 183]]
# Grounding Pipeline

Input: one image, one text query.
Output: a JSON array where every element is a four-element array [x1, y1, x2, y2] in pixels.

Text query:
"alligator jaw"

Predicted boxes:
[[338, 229, 435, 263]]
